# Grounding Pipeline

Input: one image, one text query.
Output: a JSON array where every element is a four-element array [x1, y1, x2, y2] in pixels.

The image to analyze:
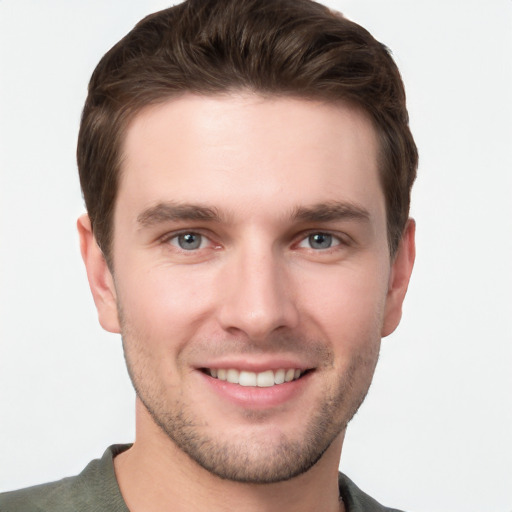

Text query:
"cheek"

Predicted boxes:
[[298, 262, 389, 347], [116, 265, 220, 391], [115, 262, 218, 344]]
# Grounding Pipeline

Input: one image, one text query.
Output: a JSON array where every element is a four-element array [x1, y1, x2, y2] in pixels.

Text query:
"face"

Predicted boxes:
[[80, 93, 414, 483]]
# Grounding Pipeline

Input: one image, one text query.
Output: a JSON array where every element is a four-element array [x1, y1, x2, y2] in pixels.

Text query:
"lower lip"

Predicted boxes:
[[199, 371, 313, 409]]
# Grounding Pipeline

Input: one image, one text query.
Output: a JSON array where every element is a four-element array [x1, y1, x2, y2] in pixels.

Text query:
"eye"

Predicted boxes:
[[169, 232, 207, 251], [298, 232, 340, 250]]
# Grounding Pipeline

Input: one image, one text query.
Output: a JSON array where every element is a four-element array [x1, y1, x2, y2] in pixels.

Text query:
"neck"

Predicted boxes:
[[114, 402, 345, 512]]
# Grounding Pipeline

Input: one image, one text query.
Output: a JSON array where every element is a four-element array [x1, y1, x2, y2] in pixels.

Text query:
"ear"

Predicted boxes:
[[77, 213, 121, 333], [381, 219, 416, 337]]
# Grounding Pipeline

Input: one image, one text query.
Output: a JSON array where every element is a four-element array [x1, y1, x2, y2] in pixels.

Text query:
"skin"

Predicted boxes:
[[78, 93, 415, 512]]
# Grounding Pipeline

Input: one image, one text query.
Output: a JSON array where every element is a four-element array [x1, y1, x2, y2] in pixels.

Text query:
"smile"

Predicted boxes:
[[205, 368, 306, 387]]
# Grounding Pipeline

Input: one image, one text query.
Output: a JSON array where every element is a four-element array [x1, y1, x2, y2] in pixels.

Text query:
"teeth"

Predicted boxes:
[[285, 369, 295, 382], [256, 370, 274, 387], [239, 371, 256, 386], [274, 369, 285, 384], [226, 369, 239, 384], [208, 368, 304, 387]]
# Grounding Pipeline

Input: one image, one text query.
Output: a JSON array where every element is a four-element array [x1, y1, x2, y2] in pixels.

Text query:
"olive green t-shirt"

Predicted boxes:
[[0, 445, 405, 512]]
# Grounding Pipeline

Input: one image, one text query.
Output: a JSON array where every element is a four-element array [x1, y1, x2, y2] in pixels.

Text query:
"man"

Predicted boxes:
[[0, 0, 417, 510]]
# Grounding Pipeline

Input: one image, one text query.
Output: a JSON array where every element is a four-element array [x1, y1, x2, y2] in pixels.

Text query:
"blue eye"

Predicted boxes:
[[309, 233, 332, 249], [298, 233, 340, 250], [173, 232, 204, 250]]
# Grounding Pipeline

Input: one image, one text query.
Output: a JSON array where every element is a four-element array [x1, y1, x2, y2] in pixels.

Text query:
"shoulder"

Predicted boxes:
[[0, 476, 84, 512], [0, 444, 130, 512], [339, 472, 406, 512]]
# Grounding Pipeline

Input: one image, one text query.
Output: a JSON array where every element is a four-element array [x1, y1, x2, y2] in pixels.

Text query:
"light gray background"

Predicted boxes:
[[1, 1, 511, 511]]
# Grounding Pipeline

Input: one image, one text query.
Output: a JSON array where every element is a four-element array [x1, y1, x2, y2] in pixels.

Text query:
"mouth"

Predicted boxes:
[[201, 368, 311, 387]]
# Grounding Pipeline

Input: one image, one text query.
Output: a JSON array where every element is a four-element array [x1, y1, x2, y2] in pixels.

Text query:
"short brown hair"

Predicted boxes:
[[77, 0, 417, 263]]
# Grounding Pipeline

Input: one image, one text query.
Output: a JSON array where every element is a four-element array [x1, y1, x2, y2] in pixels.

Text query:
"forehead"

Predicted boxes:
[[118, 93, 384, 224]]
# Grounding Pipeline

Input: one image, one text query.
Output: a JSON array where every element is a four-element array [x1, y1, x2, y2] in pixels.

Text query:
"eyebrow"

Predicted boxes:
[[136, 200, 371, 229], [137, 202, 222, 228], [291, 201, 371, 223]]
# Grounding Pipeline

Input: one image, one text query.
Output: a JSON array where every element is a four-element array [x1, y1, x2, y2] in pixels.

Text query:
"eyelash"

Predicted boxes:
[[296, 231, 346, 251], [161, 231, 217, 252], [160, 230, 349, 253]]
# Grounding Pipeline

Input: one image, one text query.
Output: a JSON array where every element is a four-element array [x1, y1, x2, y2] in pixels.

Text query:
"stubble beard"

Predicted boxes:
[[120, 321, 380, 484]]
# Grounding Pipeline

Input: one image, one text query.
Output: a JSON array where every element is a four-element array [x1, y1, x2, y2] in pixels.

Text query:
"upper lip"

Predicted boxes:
[[194, 357, 315, 373]]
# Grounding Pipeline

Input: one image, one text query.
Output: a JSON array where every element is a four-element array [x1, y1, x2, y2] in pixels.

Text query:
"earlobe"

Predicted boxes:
[[77, 214, 121, 334], [381, 219, 416, 337]]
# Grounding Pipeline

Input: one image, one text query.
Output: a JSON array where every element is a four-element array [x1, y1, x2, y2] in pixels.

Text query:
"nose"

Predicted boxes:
[[217, 244, 299, 341]]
